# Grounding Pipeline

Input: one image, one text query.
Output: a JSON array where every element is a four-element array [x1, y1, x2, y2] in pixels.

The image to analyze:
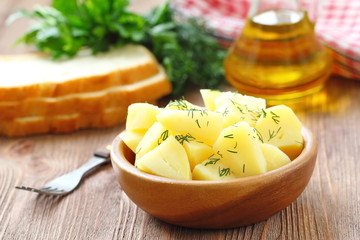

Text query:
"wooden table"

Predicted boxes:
[[1, 1, 359, 239]]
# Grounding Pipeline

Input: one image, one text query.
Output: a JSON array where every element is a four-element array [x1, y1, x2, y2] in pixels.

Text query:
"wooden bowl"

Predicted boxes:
[[110, 127, 317, 229]]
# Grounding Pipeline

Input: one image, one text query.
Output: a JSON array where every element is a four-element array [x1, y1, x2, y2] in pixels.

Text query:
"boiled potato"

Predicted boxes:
[[120, 130, 145, 152], [215, 91, 266, 127], [166, 98, 203, 110], [126, 103, 160, 131], [135, 122, 173, 160], [182, 140, 214, 170], [193, 158, 236, 181], [255, 105, 303, 159], [213, 122, 267, 177], [156, 109, 223, 146], [261, 143, 291, 171], [200, 89, 221, 111], [135, 136, 191, 180], [122, 89, 304, 181]]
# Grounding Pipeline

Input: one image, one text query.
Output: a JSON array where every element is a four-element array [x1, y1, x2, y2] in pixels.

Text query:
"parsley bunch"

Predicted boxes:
[[8, 0, 226, 95]]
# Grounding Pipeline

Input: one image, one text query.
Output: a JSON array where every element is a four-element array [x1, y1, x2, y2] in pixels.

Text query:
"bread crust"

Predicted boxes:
[[0, 68, 171, 120], [0, 98, 160, 137], [0, 45, 160, 101], [0, 45, 172, 136]]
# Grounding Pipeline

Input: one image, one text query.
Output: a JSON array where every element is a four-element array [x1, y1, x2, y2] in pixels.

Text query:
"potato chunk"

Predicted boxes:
[[135, 122, 172, 160], [165, 99, 203, 110], [200, 89, 221, 111], [192, 162, 236, 181], [156, 109, 223, 146], [261, 143, 291, 171], [213, 122, 267, 177], [182, 140, 214, 170], [135, 136, 191, 180], [126, 103, 160, 131], [121, 130, 145, 152], [215, 92, 266, 127], [255, 105, 303, 159]]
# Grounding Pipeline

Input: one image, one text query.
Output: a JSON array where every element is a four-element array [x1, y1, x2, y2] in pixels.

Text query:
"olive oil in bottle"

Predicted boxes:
[[224, 9, 332, 102]]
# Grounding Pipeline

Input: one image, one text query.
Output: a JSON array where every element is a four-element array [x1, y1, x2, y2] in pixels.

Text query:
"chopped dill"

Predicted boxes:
[[167, 98, 188, 110], [270, 111, 280, 124], [261, 109, 267, 118], [224, 134, 234, 139], [158, 130, 169, 145], [222, 107, 229, 117], [253, 128, 264, 143], [175, 133, 195, 144], [218, 167, 231, 177], [187, 108, 196, 118], [237, 106, 245, 114], [135, 147, 142, 154], [187, 108, 207, 118], [268, 127, 282, 141], [204, 154, 220, 166], [227, 149, 238, 154], [195, 119, 201, 128]]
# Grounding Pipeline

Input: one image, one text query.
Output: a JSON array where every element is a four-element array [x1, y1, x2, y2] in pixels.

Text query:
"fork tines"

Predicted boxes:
[[15, 186, 66, 195]]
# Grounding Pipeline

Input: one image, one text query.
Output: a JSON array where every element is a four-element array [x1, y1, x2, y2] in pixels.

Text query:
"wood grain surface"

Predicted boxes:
[[0, 0, 359, 239]]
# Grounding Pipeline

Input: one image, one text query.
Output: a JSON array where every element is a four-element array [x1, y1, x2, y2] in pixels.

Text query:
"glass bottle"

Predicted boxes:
[[224, 0, 332, 103]]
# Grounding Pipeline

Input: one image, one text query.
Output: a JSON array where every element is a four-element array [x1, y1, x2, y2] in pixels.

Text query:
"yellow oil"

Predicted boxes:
[[224, 9, 332, 103]]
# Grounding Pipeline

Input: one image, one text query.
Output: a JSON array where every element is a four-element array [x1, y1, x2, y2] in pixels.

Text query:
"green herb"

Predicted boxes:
[[175, 133, 195, 144], [204, 153, 220, 166], [167, 98, 188, 110], [222, 107, 229, 117], [198, 109, 208, 116], [253, 128, 264, 143], [261, 109, 267, 118], [7, 0, 226, 95], [268, 127, 282, 141], [270, 111, 280, 124], [237, 106, 245, 115], [226, 149, 238, 154], [187, 108, 196, 118], [195, 119, 201, 128], [218, 167, 230, 177], [186, 108, 207, 119], [224, 134, 234, 139], [158, 130, 169, 145], [135, 147, 142, 154]]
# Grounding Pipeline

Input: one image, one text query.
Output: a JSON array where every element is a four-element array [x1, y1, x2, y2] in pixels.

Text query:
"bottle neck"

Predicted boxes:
[[248, 0, 300, 18]]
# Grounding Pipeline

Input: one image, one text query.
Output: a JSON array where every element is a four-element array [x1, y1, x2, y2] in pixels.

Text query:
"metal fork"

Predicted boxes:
[[15, 145, 111, 196]]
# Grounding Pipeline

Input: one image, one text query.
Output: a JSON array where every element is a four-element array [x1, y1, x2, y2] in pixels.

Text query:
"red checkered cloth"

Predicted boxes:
[[171, 0, 360, 80]]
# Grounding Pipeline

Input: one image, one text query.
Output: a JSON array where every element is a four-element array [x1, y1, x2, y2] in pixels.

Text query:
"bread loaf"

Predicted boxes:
[[0, 45, 172, 136], [0, 106, 127, 137], [0, 45, 160, 101], [0, 67, 169, 120]]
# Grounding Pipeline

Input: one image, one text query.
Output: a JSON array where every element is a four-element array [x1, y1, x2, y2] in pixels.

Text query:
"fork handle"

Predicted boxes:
[[73, 145, 111, 177]]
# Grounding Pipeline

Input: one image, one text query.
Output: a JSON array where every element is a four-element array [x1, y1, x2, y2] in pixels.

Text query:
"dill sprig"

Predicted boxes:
[[268, 127, 282, 141], [218, 167, 231, 177], [158, 130, 169, 145], [175, 133, 195, 144], [270, 111, 280, 124]]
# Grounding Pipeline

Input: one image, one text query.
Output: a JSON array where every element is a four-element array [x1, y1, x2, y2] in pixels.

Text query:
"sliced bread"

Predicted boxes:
[[0, 98, 161, 137], [0, 45, 160, 101], [0, 67, 170, 120]]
